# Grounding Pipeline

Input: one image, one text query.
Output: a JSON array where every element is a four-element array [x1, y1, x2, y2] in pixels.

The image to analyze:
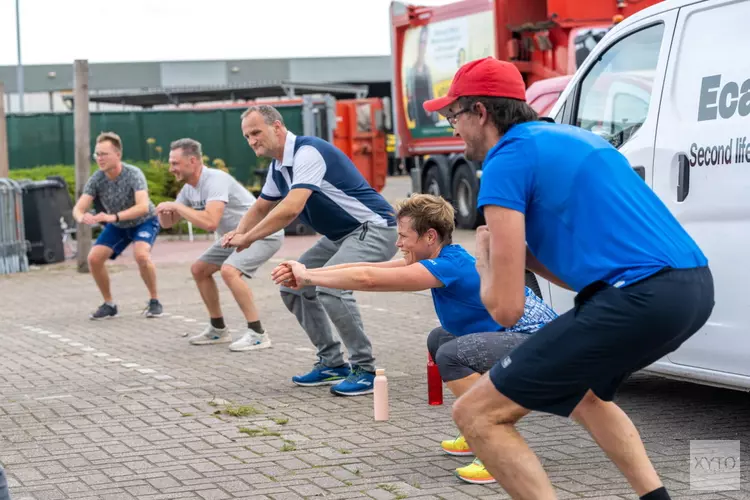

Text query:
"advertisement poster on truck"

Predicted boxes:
[[401, 10, 494, 138]]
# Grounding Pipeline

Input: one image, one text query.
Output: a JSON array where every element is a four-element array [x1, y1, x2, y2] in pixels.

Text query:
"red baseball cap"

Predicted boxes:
[[422, 57, 526, 113]]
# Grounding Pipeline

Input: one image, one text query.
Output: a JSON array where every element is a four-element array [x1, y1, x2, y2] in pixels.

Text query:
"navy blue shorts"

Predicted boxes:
[[489, 266, 715, 417], [94, 216, 160, 259]]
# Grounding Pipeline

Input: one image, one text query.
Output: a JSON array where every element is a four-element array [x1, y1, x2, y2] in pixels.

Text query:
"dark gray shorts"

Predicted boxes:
[[427, 327, 531, 382], [489, 266, 714, 417]]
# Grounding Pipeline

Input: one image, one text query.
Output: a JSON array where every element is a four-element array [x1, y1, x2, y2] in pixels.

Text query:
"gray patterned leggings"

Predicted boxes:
[[427, 327, 531, 382]]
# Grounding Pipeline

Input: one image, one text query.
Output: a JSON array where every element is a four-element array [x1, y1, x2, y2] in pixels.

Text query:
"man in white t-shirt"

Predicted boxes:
[[156, 138, 284, 352]]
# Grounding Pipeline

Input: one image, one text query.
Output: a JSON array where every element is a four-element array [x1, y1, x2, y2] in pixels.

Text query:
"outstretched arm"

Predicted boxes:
[[284, 261, 441, 292], [271, 258, 407, 286], [309, 258, 407, 273]]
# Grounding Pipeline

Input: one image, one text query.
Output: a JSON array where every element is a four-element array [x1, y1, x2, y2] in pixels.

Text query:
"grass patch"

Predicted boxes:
[[272, 417, 289, 425], [281, 440, 296, 452], [224, 404, 261, 417], [238, 426, 280, 437]]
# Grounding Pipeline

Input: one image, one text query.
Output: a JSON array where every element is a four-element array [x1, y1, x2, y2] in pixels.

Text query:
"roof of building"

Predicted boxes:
[[67, 81, 371, 108], [0, 56, 392, 94]]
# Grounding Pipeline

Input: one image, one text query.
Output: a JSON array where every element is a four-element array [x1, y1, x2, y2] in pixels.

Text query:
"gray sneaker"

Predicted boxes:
[[229, 330, 272, 352], [188, 325, 232, 345], [143, 299, 163, 318], [90, 303, 118, 320]]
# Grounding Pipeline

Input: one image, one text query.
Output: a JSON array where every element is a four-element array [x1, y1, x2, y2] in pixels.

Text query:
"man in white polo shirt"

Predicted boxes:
[[156, 138, 284, 352], [223, 104, 398, 396]]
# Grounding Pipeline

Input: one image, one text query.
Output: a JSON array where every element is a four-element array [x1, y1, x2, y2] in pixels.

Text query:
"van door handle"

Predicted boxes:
[[677, 154, 690, 202], [632, 166, 645, 180]]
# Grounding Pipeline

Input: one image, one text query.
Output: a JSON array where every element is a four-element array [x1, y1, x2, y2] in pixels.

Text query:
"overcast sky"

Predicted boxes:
[[0, 0, 454, 66]]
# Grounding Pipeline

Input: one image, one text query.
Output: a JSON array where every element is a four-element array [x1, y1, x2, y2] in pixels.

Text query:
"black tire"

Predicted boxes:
[[451, 163, 483, 229], [44, 248, 58, 264], [423, 167, 443, 197], [525, 270, 543, 298]]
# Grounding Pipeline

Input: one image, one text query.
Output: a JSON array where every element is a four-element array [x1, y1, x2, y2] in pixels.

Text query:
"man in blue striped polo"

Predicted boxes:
[[223, 104, 398, 396]]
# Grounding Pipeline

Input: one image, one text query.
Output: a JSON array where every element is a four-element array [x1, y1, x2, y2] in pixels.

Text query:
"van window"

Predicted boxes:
[[574, 23, 663, 148], [552, 101, 566, 124]]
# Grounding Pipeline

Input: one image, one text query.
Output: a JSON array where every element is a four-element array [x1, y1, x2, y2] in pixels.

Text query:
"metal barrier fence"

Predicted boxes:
[[0, 178, 29, 275]]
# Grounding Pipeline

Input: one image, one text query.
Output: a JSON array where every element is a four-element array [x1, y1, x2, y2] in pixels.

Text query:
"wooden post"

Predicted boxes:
[[74, 60, 91, 273], [0, 82, 9, 177]]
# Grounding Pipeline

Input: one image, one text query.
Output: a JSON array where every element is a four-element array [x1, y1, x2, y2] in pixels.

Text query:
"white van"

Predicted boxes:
[[543, 0, 750, 392]]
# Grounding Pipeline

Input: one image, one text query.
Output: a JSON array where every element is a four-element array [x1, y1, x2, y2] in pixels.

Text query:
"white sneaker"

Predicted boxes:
[[229, 330, 271, 352], [189, 325, 232, 345]]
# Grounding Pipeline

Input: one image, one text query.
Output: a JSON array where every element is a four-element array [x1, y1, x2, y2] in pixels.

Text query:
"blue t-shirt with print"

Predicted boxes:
[[420, 244, 557, 336], [477, 121, 707, 292]]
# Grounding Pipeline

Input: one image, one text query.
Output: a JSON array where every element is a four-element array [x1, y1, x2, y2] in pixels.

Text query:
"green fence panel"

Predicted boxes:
[[8, 114, 66, 169], [93, 112, 146, 161], [7, 104, 308, 187]]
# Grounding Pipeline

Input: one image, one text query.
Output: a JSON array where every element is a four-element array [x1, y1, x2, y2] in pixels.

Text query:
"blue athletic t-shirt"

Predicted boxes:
[[420, 244, 557, 336], [477, 121, 707, 292]]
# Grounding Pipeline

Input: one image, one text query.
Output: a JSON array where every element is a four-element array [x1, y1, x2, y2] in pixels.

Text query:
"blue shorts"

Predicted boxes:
[[95, 216, 160, 259]]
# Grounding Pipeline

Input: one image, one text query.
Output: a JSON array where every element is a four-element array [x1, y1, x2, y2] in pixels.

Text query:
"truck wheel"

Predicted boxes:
[[525, 270, 543, 299], [452, 164, 482, 229], [424, 167, 442, 197]]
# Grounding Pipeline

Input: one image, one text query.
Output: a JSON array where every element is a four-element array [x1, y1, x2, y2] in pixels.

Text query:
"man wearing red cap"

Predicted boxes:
[[422, 56, 713, 500]]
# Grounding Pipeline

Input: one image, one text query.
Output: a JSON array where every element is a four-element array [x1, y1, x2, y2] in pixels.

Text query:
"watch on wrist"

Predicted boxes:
[[115, 213, 120, 222]]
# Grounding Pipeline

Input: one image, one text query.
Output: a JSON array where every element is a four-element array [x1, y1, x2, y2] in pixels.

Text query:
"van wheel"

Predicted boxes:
[[525, 271, 543, 298], [424, 167, 442, 197], [452, 164, 482, 229]]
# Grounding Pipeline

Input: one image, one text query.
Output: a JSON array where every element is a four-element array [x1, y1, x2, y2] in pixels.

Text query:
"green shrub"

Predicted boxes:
[[8, 160, 233, 235], [8, 161, 179, 206]]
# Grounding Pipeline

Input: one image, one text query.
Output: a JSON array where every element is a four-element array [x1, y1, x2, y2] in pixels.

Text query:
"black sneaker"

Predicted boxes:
[[90, 303, 118, 320], [144, 299, 163, 318]]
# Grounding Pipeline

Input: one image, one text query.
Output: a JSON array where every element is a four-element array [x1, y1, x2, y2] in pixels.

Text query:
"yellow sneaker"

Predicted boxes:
[[440, 433, 473, 456], [455, 458, 496, 484]]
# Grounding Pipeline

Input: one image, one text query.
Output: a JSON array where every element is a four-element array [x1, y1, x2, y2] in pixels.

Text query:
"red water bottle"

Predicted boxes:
[[427, 352, 443, 405]]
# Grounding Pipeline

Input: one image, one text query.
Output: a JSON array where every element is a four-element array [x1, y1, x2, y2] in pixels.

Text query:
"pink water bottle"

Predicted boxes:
[[427, 353, 443, 405], [373, 368, 389, 421]]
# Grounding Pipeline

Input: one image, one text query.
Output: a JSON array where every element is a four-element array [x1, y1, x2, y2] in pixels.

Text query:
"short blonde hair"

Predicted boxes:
[[395, 193, 455, 244], [96, 131, 122, 152]]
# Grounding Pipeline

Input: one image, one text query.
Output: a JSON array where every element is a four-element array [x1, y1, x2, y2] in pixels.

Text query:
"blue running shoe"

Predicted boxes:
[[292, 362, 350, 387], [330, 365, 375, 396]]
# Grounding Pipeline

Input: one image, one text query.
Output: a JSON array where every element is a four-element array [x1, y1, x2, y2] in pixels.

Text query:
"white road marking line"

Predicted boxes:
[[35, 394, 73, 401], [19, 324, 171, 382]]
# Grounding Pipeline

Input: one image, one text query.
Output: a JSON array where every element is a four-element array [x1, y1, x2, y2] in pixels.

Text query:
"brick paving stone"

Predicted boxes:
[[1, 201, 749, 499]]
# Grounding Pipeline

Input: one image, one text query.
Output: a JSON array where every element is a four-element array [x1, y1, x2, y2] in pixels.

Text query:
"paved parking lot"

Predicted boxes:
[[1, 177, 749, 499]]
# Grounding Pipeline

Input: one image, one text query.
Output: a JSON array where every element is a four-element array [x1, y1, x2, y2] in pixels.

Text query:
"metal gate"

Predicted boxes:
[[0, 178, 29, 275]]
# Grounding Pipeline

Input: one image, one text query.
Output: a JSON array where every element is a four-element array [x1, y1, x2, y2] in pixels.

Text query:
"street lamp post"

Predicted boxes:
[[15, 0, 24, 113]]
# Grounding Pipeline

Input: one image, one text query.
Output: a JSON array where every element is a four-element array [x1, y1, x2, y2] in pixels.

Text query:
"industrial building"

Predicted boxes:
[[0, 55, 393, 113]]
